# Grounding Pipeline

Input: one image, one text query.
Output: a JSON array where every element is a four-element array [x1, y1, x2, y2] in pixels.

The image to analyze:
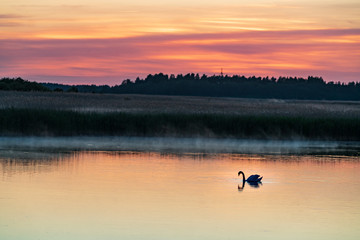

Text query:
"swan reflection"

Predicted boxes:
[[238, 181, 263, 191]]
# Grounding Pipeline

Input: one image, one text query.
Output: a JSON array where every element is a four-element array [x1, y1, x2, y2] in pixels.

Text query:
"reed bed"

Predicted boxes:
[[1, 108, 359, 140]]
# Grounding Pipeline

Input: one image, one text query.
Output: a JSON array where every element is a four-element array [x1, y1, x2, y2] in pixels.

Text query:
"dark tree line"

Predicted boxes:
[[0, 77, 50, 92], [112, 73, 360, 100], [3, 74, 360, 100]]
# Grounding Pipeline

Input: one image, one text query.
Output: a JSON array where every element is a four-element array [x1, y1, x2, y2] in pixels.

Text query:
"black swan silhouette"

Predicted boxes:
[[237, 171, 263, 190], [238, 171, 263, 182]]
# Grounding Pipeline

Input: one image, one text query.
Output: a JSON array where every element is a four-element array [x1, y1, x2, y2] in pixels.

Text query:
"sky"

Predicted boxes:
[[1, 0, 359, 85]]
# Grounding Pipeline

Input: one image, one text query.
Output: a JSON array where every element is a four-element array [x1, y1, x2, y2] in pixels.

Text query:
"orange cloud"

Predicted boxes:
[[2, 1, 360, 39]]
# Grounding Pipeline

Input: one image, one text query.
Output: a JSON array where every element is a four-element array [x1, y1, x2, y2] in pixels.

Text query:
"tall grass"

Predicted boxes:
[[0, 108, 359, 140]]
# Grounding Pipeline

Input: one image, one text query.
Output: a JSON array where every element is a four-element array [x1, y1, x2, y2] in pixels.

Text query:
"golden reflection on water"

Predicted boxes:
[[1, 151, 360, 240]]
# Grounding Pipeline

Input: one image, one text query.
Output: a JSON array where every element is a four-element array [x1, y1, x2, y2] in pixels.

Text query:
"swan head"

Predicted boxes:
[[238, 171, 244, 176]]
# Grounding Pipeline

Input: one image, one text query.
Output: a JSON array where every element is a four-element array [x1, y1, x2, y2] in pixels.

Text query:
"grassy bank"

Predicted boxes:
[[0, 108, 359, 140], [3, 91, 360, 118]]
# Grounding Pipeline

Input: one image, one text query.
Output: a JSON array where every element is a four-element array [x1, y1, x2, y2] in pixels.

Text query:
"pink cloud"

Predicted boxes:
[[1, 29, 359, 85]]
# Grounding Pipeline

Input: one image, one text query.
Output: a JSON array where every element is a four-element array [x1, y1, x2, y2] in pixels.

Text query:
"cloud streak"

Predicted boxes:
[[1, 29, 359, 84]]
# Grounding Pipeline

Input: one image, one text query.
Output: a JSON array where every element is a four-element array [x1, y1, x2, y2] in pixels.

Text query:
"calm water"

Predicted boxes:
[[1, 144, 360, 239]]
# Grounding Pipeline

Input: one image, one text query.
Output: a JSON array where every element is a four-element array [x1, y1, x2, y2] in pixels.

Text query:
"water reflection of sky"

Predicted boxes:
[[1, 151, 360, 240]]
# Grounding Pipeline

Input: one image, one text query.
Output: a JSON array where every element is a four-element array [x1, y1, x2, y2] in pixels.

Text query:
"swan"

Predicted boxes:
[[238, 171, 263, 183]]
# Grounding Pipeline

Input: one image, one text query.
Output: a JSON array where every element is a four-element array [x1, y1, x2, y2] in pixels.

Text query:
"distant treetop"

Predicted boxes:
[[0, 77, 50, 92]]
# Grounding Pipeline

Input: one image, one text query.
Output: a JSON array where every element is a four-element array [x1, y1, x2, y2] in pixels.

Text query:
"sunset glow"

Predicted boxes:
[[1, 0, 359, 84]]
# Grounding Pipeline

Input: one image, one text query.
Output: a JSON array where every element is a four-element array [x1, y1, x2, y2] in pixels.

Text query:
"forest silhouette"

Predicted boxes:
[[2, 73, 360, 100]]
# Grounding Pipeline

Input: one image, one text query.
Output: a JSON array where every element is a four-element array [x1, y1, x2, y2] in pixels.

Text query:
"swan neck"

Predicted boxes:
[[238, 171, 245, 182]]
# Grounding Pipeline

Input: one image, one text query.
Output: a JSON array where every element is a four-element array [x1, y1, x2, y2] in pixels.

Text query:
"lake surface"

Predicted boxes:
[[1, 139, 360, 240]]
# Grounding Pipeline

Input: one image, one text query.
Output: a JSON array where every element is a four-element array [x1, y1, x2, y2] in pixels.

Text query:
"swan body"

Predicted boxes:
[[238, 171, 263, 182]]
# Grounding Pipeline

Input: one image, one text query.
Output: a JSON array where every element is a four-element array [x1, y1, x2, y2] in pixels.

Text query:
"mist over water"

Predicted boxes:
[[1, 136, 358, 155]]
